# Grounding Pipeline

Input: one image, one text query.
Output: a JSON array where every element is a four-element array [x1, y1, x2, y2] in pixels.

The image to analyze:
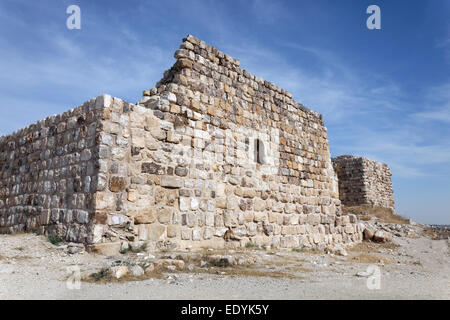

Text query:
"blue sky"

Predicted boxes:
[[0, 0, 449, 224]]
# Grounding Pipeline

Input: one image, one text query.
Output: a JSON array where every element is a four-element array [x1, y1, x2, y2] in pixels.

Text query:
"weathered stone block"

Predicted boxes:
[[161, 176, 183, 188], [254, 212, 268, 222], [167, 225, 179, 238], [181, 228, 191, 240], [158, 208, 172, 224], [179, 197, 189, 211], [87, 242, 121, 256], [192, 228, 202, 241], [142, 162, 164, 175], [254, 199, 266, 211], [147, 224, 165, 241], [109, 176, 127, 192], [134, 209, 156, 224]]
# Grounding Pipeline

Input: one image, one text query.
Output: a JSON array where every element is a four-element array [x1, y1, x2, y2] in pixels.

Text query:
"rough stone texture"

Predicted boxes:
[[332, 155, 395, 212], [0, 35, 364, 250], [0, 95, 108, 243]]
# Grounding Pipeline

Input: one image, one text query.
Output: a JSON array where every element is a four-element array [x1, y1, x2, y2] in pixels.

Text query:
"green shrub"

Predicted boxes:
[[245, 242, 259, 249], [90, 268, 111, 281], [48, 234, 62, 245]]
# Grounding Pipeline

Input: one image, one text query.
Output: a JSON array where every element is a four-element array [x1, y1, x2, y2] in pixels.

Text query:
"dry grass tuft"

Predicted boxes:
[[349, 241, 399, 252], [423, 226, 450, 240], [345, 205, 410, 224], [223, 267, 302, 279], [270, 256, 308, 265], [347, 241, 397, 265], [0, 254, 33, 262], [348, 253, 394, 265], [186, 266, 303, 279], [285, 265, 313, 273], [291, 247, 323, 255]]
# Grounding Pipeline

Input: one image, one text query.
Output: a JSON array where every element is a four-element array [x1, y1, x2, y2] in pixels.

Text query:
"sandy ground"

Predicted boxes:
[[0, 233, 449, 300]]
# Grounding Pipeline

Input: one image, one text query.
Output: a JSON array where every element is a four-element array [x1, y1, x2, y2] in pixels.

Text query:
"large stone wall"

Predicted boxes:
[[0, 96, 112, 243], [0, 35, 364, 251], [91, 35, 361, 250], [332, 155, 395, 211]]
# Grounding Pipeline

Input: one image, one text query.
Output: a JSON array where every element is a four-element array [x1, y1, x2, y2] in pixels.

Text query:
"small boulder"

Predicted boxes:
[[154, 259, 185, 270], [67, 246, 81, 254], [171, 260, 185, 270], [88, 242, 121, 256], [67, 243, 84, 254], [373, 230, 392, 242], [120, 241, 129, 253], [130, 265, 144, 277], [333, 244, 348, 256], [325, 244, 348, 256], [363, 226, 375, 240], [206, 255, 234, 267], [111, 266, 129, 279], [166, 265, 176, 271], [144, 264, 155, 275]]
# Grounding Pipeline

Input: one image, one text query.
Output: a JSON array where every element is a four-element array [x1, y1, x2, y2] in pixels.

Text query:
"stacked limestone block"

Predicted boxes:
[[0, 96, 111, 243], [0, 35, 363, 251], [332, 155, 395, 212], [126, 35, 362, 250]]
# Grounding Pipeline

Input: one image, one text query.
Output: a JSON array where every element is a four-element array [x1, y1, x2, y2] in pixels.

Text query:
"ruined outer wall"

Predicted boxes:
[[0, 96, 109, 243], [89, 35, 362, 250], [332, 155, 395, 211], [0, 35, 364, 249]]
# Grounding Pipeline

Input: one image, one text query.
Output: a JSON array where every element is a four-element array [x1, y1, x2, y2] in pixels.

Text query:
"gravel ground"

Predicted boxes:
[[0, 233, 448, 300]]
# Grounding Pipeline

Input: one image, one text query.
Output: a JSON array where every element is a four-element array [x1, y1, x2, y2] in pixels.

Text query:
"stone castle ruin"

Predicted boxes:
[[332, 155, 395, 212], [0, 35, 395, 253]]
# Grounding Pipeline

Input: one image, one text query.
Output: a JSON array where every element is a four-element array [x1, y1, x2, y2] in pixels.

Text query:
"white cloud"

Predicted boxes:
[[411, 83, 450, 123], [247, 0, 292, 24]]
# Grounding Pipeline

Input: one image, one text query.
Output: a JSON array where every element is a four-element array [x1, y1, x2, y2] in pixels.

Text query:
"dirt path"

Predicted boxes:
[[0, 234, 448, 300]]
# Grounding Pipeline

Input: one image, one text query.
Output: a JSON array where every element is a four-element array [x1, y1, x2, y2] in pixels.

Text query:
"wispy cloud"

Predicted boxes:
[[0, 2, 177, 135], [246, 0, 292, 24], [411, 83, 450, 123]]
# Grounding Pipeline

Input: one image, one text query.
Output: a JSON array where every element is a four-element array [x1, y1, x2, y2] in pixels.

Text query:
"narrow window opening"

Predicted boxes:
[[255, 139, 265, 165]]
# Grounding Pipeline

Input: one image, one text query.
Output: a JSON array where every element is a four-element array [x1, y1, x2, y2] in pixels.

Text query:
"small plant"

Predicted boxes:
[[291, 246, 322, 254], [120, 247, 130, 254], [138, 262, 149, 270], [111, 259, 135, 268], [48, 234, 62, 245], [132, 242, 148, 253], [245, 242, 260, 249], [139, 242, 148, 251], [90, 268, 111, 281]]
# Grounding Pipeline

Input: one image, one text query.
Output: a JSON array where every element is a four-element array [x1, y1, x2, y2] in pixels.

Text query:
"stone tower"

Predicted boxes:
[[332, 155, 395, 212], [0, 35, 363, 252]]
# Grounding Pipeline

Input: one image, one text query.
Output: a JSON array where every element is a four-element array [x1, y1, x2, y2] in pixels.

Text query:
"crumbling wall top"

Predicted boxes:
[[142, 34, 322, 121]]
